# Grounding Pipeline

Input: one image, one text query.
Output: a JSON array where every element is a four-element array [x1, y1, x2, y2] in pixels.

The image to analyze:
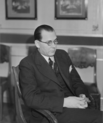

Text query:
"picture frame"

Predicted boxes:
[[55, 0, 88, 19], [5, 0, 37, 20]]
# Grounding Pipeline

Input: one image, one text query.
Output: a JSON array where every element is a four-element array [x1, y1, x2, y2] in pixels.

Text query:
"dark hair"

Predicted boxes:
[[34, 25, 54, 41]]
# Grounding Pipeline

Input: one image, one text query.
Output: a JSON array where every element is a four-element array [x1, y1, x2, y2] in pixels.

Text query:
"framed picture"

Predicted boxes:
[[5, 0, 37, 19], [55, 0, 88, 19]]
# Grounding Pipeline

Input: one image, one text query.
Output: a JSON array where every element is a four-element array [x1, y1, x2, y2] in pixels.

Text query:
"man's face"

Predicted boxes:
[[36, 30, 57, 57]]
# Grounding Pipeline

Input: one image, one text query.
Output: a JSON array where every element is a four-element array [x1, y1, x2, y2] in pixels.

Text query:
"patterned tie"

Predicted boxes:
[[49, 58, 53, 68]]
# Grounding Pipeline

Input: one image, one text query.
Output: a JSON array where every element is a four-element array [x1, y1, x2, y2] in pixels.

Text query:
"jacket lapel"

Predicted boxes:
[[54, 54, 75, 94], [34, 49, 62, 87]]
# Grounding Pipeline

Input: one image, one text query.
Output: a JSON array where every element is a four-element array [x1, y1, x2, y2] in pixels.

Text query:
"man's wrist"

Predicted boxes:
[[79, 94, 90, 103], [79, 94, 85, 98]]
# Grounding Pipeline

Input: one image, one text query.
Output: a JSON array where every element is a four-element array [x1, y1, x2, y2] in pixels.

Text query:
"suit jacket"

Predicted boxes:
[[19, 48, 90, 122]]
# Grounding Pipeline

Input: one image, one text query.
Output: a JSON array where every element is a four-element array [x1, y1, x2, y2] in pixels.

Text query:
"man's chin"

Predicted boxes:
[[49, 54, 55, 57], [49, 52, 56, 56]]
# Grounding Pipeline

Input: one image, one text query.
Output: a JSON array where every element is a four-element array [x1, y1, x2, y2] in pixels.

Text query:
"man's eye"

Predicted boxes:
[[48, 41, 52, 44]]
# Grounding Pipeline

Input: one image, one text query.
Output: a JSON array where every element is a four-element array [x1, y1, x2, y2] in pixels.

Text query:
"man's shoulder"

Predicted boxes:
[[19, 54, 33, 65], [20, 47, 38, 65], [56, 49, 72, 62]]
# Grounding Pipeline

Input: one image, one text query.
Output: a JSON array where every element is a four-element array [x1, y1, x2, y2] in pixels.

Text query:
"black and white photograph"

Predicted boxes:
[[0, 0, 103, 123]]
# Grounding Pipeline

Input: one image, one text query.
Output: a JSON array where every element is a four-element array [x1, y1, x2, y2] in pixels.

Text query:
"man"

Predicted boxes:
[[19, 25, 103, 123]]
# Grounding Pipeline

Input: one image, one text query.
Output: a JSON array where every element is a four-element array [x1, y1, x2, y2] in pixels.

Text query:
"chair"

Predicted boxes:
[[12, 66, 58, 123], [0, 44, 11, 121], [68, 47, 101, 110]]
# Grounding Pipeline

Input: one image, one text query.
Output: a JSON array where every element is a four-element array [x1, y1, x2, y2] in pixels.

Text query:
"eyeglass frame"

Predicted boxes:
[[38, 38, 58, 46]]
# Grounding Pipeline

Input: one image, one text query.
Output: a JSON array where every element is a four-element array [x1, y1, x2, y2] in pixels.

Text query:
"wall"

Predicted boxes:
[[0, 0, 103, 36]]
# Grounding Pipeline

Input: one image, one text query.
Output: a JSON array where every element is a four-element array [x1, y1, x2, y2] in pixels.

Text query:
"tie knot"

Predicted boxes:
[[49, 58, 53, 68]]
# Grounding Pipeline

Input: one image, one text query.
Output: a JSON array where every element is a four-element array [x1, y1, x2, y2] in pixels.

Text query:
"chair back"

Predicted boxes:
[[0, 44, 11, 120], [12, 66, 27, 123], [68, 47, 97, 84], [68, 47, 101, 110], [68, 47, 101, 94]]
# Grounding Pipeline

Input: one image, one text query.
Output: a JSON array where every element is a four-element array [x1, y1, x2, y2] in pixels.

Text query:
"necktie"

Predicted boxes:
[[54, 62, 58, 74], [49, 58, 53, 68]]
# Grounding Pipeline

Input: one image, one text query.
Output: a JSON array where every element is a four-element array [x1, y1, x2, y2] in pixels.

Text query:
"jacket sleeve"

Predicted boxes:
[[19, 58, 64, 113], [70, 64, 90, 97]]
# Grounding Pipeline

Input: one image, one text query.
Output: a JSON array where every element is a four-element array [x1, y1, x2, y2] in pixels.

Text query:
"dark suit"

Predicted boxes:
[[19, 48, 102, 123]]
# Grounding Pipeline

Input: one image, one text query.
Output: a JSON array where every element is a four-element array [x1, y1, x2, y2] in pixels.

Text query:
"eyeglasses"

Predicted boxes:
[[39, 38, 58, 46]]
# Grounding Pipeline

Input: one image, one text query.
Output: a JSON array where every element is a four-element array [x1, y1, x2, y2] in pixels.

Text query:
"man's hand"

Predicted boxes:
[[79, 94, 91, 103], [63, 96, 88, 109]]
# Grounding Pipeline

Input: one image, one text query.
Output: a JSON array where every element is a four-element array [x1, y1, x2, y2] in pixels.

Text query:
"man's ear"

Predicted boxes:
[[35, 40, 40, 48]]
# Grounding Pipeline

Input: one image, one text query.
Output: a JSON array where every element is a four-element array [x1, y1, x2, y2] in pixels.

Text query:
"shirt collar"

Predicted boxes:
[[38, 49, 54, 63], [41, 54, 54, 63]]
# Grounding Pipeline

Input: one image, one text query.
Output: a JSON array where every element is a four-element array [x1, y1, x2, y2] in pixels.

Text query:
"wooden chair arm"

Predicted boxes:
[[36, 109, 58, 123], [84, 83, 100, 110], [90, 93, 100, 110]]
